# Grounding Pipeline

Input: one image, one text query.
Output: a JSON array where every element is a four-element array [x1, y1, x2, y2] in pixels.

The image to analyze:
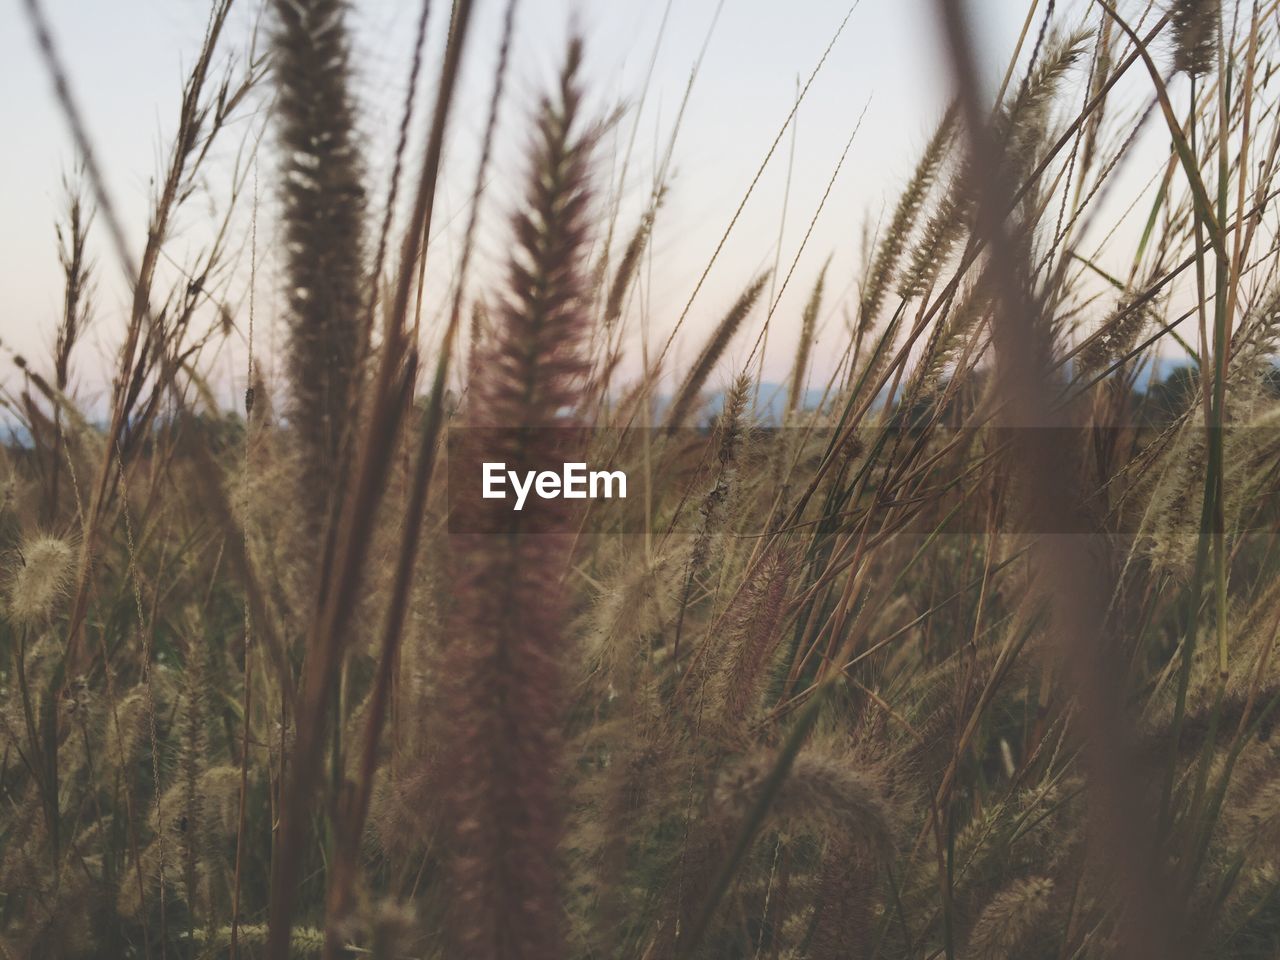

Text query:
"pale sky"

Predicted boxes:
[[2, 0, 1155, 410]]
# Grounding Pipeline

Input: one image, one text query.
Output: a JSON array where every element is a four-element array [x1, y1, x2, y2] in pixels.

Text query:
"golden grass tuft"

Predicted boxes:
[[6, 535, 74, 624]]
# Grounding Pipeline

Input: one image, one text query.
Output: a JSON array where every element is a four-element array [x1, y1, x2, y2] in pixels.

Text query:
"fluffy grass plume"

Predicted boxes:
[[788, 261, 828, 417], [441, 37, 596, 960], [6, 535, 74, 623], [665, 273, 769, 429], [964, 876, 1055, 959], [864, 105, 955, 315], [270, 0, 367, 520], [1171, 0, 1221, 76]]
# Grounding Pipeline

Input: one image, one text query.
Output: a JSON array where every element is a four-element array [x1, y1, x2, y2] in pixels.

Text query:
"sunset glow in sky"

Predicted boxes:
[[1, 0, 1162, 408]]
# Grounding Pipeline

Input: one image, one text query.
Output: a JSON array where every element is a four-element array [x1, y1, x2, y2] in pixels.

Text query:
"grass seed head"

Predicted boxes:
[[1171, 0, 1221, 76], [7, 536, 74, 624]]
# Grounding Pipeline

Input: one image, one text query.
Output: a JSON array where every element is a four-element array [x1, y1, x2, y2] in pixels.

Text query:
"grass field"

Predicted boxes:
[[4, 0, 1280, 957]]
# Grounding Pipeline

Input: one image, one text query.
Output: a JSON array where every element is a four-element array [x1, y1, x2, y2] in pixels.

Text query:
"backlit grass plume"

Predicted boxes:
[[899, 31, 1088, 301], [6, 535, 74, 624], [862, 105, 955, 318], [270, 0, 367, 521], [1171, 0, 1220, 76], [665, 273, 768, 429], [713, 749, 895, 856], [442, 37, 597, 960], [999, 29, 1093, 167], [789, 262, 828, 417], [675, 372, 751, 657], [964, 876, 1055, 959], [710, 549, 794, 730], [604, 197, 661, 327]]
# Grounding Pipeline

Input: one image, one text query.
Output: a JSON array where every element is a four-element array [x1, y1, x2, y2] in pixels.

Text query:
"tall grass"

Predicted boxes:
[[4, 0, 1280, 958]]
